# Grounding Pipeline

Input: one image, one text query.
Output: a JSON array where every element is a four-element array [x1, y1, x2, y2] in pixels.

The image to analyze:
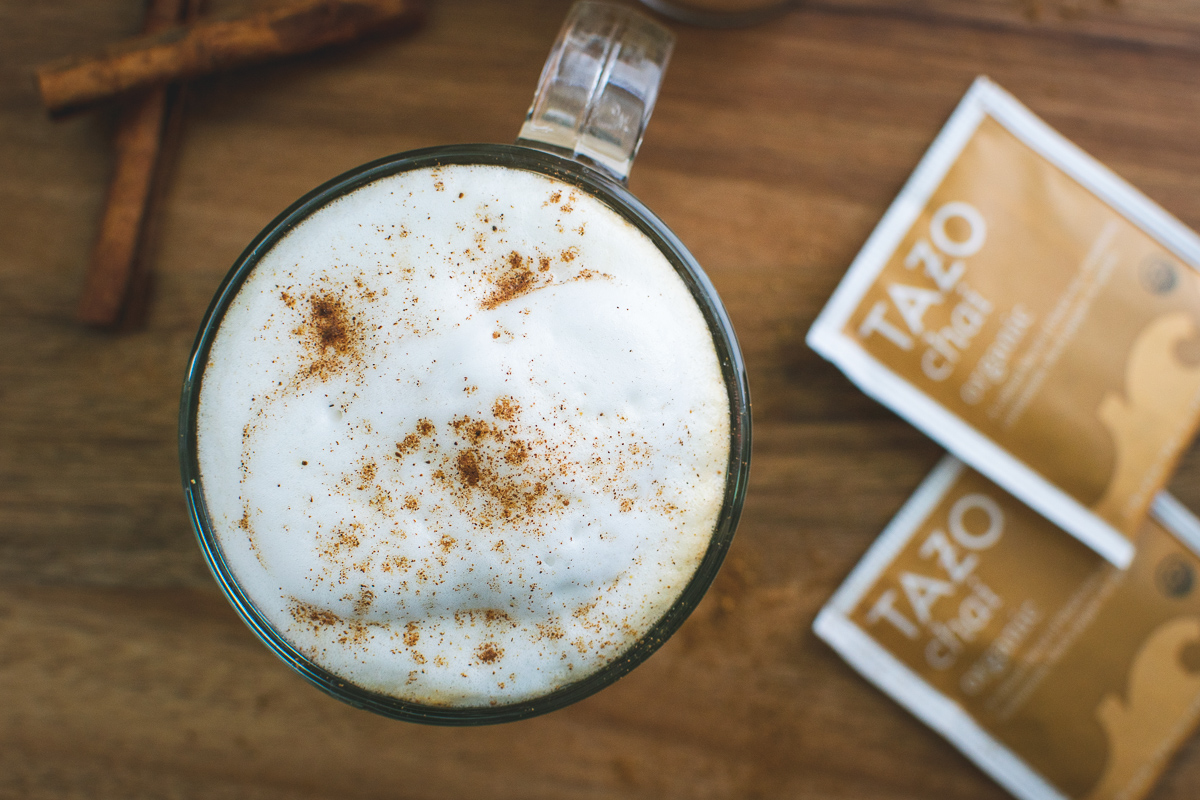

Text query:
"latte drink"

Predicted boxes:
[[193, 159, 734, 710]]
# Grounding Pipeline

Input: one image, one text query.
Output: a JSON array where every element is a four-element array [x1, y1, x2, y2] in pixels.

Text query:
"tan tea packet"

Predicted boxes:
[[807, 77, 1200, 567], [815, 457, 1200, 800]]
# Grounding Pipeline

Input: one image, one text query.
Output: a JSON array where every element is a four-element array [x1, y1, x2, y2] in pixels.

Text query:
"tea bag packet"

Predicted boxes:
[[807, 77, 1200, 567], [814, 457, 1200, 800]]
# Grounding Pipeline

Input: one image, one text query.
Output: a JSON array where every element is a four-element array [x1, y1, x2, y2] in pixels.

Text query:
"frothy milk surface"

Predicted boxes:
[[196, 163, 730, 707]]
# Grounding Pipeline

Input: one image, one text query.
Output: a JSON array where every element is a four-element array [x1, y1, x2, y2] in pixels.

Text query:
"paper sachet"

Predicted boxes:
[[815, 457, 1200, 800], [807, 77, 1200, 567]]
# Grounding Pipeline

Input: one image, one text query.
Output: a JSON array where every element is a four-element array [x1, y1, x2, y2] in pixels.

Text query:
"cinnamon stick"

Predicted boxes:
[[76, 0, 197, 328], [37, 0, 428, 117]]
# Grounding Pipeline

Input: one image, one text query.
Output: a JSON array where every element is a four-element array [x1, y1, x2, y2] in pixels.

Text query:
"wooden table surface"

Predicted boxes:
[[6, 0, 1200, 796]]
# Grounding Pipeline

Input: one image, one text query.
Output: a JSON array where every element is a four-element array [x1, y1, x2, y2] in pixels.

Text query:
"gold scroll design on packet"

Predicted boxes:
[[1084, 616, 1200, 800], [1093, 313, 1200, 531]]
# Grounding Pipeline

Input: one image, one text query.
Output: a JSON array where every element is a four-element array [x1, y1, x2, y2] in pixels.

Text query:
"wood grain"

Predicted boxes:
[[4, 0, 1200, 796]]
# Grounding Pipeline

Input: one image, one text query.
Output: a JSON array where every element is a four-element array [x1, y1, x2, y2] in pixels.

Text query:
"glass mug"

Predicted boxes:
[[180, 1, 751, 725]]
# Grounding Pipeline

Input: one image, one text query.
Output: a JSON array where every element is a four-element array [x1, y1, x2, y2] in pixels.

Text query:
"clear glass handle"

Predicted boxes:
[[516, 1, 674, 184]]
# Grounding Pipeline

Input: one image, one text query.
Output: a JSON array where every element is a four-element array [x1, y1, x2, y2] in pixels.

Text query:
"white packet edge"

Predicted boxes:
[[807, 76, 1200, 568], [813, 453, 1200, 800]]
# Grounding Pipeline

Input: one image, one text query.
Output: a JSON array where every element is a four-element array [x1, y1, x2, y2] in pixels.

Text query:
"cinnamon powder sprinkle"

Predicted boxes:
[[455, 451, 482, 487], [481, 251, 537, 310], [479, 248, 607, 311], [395, 433, 421, 457], [476, 642, 503, 664], [492, 397, 519, 421], [293, 289, 367, 382], [452, 416, 502, 445], [537, 622, 565, 640], [504, 440, 527, 465], [290, 599, 341, 630], [353, 589, 375, 616], [309, 292, 357, 357]]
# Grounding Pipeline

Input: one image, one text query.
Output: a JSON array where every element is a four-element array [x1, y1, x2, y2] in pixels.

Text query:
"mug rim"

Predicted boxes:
[[178, 142, 752, 725]]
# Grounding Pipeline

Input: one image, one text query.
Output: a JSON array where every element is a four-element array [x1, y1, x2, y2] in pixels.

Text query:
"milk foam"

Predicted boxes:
[[196, 163, 730, 706]]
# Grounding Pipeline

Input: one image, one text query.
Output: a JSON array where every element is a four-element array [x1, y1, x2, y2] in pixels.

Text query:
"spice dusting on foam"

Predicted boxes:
[[480, 247, 612, 311], [196, 163, 730, 707]]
